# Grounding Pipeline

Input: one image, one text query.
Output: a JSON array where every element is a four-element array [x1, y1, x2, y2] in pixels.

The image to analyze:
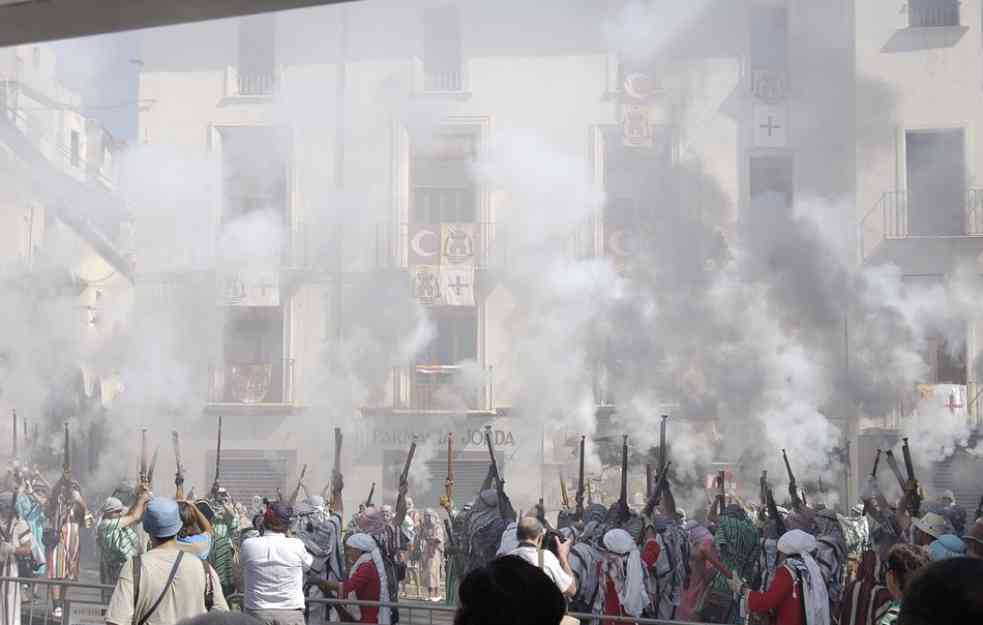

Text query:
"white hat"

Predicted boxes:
[[912, 512, 949, 540]]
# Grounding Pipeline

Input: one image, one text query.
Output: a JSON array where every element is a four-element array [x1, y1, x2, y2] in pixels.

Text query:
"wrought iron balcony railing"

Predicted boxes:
[[208, 358, 294, 404], [390, 364, 494, 412]]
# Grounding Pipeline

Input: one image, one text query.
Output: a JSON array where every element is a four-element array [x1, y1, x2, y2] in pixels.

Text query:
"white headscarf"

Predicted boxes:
[[496, 521, 519, 556], [347, 533, 392, 625], [778, 529, 831, 625], [600, 528, 648, 617]]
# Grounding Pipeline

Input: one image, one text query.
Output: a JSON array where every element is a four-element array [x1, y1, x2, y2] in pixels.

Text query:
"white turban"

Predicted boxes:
[[777, 530, 830, 625], [601, 529, 648, 617], [346, 533, 392, 624]]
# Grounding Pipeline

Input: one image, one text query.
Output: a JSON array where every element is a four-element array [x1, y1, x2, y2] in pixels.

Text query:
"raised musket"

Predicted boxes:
[[330, 427, 343, 510], [782, 449, 802, 510], [658, 415, 668, 474], [444, 433, 454, 506], [211, 416, 223, 495], [575, 435, 585, 522], [901, 438, 922, 517], [617, 435, 629, 522], [139, 428, 148, 487], [172, 431, 185, 483], [716, 470, 726, 515], [365, 482, 376, 507], [766, 486, 786, 535], [147, 446, 160, 488], [288, 464, 308, 505], [559, 470, 570, 510], [63, 421, 71, 477], [884, 450, 907, 492], [643, 461, 672, 518]]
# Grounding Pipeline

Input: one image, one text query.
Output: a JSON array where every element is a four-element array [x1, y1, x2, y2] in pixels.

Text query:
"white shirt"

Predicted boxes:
[[240, 531, 313, 610], [510, 543, 574, 594]]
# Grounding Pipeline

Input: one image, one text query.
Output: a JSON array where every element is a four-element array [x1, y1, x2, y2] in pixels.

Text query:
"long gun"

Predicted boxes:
[[759, 470, 768, 508], [330, 427, 343, 510], [484, 426, 514, 521], [616, 435, 629, 522], [575, 435, 585, 522], [147, 446, 160, 488], [645, 464, 653, 503], [62, 421, 71, 478], [443, 518, 456, 550], [643, 461, 672, 517], [872, 449, 881, 480], [716, 470, 726, 516], [901, 438, 921, 517], [212, 416, 223, 495], [766, 486, 787, 535], [883, 450, 906, 492], [173, 431, 185, 499], [782, 449, 802, 510], [658, 415, 668, 474], [444, 433, 454, 507], [559, 470, 570, 510], [139, 428, 148, 487], [365, 482, 376, 507], [289, 464, 308, 505]]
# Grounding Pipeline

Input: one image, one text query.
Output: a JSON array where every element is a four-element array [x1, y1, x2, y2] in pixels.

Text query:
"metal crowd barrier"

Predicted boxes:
[[2, 577, 712, 625]]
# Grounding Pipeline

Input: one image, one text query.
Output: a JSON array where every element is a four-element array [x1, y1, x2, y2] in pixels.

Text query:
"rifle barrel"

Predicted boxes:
[[214, 416, 223, 486]]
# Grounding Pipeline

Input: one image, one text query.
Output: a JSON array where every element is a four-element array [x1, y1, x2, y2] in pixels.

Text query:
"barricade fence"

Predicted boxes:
[[2, 577, 712, 625]]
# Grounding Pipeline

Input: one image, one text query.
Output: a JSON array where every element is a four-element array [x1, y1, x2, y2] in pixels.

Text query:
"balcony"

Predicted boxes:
[[859, 189, 983, 273], [208, 358, 294, 407], [221, 66, 277, 102], [908, 0, 959, 28], [389, 364, 494, 413]]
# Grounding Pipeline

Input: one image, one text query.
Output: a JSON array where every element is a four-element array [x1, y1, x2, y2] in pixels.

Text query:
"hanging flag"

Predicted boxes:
[[408, 224, 441, 265], [440, 265, 475, 307], [411, 265, 443, 306], [441, 223, 478, 265], [914, 383, 967, 417]]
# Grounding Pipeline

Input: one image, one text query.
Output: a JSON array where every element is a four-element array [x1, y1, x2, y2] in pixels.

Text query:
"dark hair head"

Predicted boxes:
[[885, 543, 930, 593], [899, 557, 983, 625], [177, 501, 200, 539], [454, 555, 565, 625]]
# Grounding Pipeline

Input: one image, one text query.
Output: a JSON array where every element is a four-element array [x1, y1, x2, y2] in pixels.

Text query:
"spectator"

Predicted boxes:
[[177, 500, 214, 560], [105, 497, 228, 625], [897, 557, 983, 625], [878, 544, 930, 625], [239, 502, 312, 625], [925, 533, 965, 561], [963, 519, 983, 558], [909, 512, 947, 547], [508, 516, 576, 598], [453, 555, 565, 625]]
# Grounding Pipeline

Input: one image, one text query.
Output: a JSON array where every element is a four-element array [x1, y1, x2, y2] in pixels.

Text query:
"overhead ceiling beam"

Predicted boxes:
[[0, 0, 355, 47]]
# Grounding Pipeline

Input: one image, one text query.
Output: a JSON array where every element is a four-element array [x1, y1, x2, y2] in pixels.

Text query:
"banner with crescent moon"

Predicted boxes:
[[409, 224, 441, 265]]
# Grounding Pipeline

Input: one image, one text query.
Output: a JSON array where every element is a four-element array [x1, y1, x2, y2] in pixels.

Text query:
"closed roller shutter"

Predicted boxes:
[[206, 449, 296, 503], [932, 447, 983, 517], [383, 449, 504, 510]]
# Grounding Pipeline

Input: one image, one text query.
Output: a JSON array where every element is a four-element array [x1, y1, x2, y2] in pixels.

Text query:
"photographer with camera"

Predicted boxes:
[[508, 516, 577, 598]]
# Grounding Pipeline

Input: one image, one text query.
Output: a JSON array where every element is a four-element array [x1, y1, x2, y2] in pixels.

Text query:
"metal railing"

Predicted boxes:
[[0, 577, 713, 625], [391, 364, 494, 412], [238, 70, 277, 96], [208, 358, 295, 405], [908, 0, 960, 27], [424, 67, 464, 92], [859, 189, 983, 261]]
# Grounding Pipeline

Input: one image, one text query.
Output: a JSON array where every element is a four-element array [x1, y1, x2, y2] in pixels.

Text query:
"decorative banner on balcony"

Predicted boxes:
[[621, 72, 659, 148], [753, 103, 787, 148], [441, 223, 478, 265], [409, 224, 441, 265], [411, 265, 443, 306], [604, 198, 637, 269], [218, 269, 279, 307], [914, 383, 967, 418], [226, 363, 273, 404], [441, 265, 475, 306]]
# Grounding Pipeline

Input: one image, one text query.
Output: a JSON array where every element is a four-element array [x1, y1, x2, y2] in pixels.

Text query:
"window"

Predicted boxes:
[[906, 129, 964, 236], [219, 306, 288, 403], [70, 130, 80, 167], [238, 13, 276, 95], [411, 132, 476, 223], [749, 154, 793, 207], [221, 127, 287, 221], [750, 6, 787, 69], [423, 6, 462, 91], [418, 310, 477, 365], [909, 0, 959, 28]]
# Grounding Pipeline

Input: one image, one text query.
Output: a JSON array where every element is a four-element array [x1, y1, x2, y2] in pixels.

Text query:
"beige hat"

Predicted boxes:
[[912, 511, 949, 539]]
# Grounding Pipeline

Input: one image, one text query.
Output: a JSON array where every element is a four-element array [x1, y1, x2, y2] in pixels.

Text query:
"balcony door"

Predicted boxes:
[[906, 129, 964, 236]]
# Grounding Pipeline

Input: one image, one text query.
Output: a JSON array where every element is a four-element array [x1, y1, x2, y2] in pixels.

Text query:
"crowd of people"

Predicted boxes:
[[3, 450, 983, 625]]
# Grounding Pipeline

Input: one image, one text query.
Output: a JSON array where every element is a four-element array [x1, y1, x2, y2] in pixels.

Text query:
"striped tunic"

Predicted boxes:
[[97, 518, 140, 586]]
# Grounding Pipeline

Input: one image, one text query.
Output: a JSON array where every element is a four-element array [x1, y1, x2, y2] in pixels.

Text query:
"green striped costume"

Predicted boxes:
[[708, 515, 761, 624], [208, 516, 239, 596], [96, 518, 139, 587]]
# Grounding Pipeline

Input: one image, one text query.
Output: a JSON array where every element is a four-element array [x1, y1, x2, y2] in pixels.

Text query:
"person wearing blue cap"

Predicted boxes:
[[106, 497, 228, 625]]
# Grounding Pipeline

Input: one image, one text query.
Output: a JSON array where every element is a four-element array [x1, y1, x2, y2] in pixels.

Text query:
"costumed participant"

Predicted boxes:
[[298, 478, 345, 624], [837, 550, 893, 625], [317, 533, 393, 624], [440, 500, 469, 607], [14, 472, 47, 579], [463, 490, 510, 574], [417, 509, 444, 602], [705, 504, 760, 624], [679, 521, 722, 622], [733, 529, 831, 625], [45, 476, 92, 620], [814, 508, 848, 617], [0, 490, 33, 625], [646, 486, 690, 621], [207, 488, 242, 600], [595, 528, 660, 625], [936, 490, 967, 536]]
